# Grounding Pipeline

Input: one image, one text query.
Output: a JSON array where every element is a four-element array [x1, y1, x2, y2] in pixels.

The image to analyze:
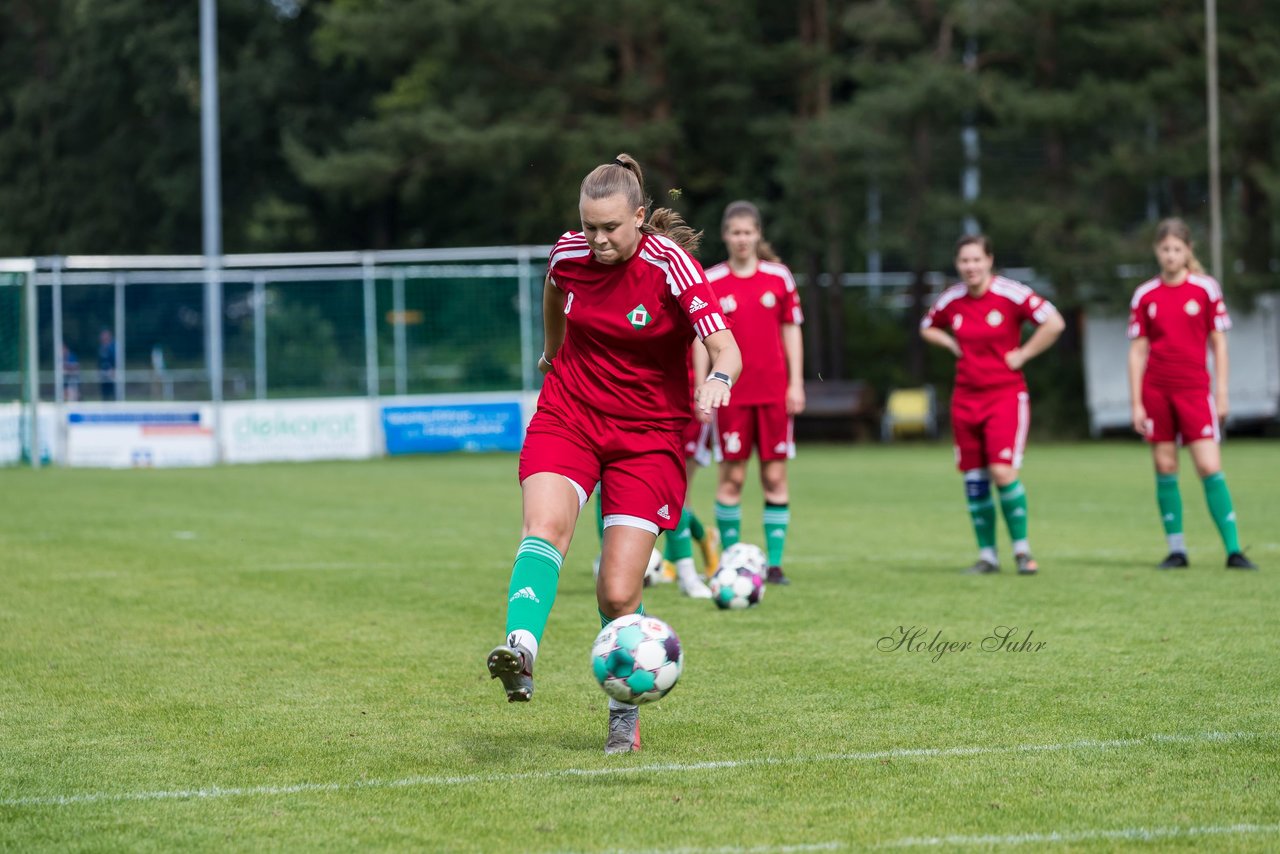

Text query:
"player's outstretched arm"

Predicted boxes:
[[540, 275, 567, 374], [694, 329, 741, 422], [1209, 330, 1229, 419], [1128, 337, 1150, 435]]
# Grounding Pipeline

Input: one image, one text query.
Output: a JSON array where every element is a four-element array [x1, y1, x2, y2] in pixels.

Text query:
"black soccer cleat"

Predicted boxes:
[[963, 559, 1000, 575], [487, 642, 534, 702], [1014, 553, 1039, 575], [1225, 551, 1258, 570], [1157, 552, 1189, 570], [765, 565, 790, 585]]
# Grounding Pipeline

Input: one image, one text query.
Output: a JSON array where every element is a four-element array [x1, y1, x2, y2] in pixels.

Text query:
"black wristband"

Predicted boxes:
[[707, 371, 732, 389]]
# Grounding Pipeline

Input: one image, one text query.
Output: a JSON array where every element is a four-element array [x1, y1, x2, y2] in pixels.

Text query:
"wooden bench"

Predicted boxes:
[[794, 379, 879, 441]]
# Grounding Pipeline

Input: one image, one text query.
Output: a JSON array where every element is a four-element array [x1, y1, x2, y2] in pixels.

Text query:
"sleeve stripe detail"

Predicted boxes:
[[930, 284, 968, 313], [989, 277, 1034, 304], [641, 234, 703, 293], [705, 263, 730, 282], [695, 314, 727, 340], [1188, 273, 1223, 301], [1129, 278, 1162, 309], [759, 261, 798, 292]]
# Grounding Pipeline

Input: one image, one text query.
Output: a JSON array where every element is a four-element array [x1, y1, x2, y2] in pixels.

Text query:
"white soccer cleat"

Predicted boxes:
[[678, 575, 713, 599]]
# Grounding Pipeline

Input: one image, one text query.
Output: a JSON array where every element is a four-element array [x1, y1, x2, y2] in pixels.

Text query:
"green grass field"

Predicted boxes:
[[1, 441, 1277, 852]]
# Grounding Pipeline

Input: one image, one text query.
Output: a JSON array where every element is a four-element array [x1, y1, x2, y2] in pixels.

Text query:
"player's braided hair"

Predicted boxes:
[[580, 153, 702, 254], [721, 200, 780, 262], [1154, 217, 1205, 275]]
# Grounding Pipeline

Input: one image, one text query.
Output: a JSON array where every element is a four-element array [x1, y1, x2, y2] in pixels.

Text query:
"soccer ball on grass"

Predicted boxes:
[[709, 543, 767, 609], [591, 613, 683, 704]]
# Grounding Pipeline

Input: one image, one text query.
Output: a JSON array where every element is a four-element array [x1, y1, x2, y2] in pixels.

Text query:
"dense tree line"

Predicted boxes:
[[2, 0, 1277, 422]]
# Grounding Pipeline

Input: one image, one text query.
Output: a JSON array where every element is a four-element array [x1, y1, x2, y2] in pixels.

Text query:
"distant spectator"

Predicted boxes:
[[150, 344, 168, 400], [62, 345, 81, 402], [98, 329, 117, 401]]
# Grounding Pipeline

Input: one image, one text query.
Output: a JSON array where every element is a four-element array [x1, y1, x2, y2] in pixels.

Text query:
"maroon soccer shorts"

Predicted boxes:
[[519, 395, 686, 532], [951, 388, 1030, 471], [713, 401, 795, 462], [1141, 384, 1218, 445]]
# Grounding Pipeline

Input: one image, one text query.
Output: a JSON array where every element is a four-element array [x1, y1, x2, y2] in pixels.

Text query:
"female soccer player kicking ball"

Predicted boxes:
[[486, 154, 741, 754], [1127, 218, 1257, 570], [921, 235, 1064, 575]]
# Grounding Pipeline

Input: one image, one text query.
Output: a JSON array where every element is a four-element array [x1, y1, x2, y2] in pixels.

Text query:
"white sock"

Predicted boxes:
[[506, 630, 538, 661], [675, 558, 700, 584], [979, 547, 998, 565], [1167, 533, 1186, 553], [1012, 539, 1030, 556]]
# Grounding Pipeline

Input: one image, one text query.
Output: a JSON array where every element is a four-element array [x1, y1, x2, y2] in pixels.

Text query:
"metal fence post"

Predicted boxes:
[[362, 253, 379, 397], [114, 273, 126, 402], [392, 268, 407, 397], [254, 272, 266, 399], [518, 247, 535, 393], [24, 265, 40, 468], [52, 259, 64, 405]]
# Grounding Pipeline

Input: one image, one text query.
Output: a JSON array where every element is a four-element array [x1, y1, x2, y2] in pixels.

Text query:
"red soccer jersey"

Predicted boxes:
[[705, 260, 803, 406], [1127, 274, 1230, 392], [921, 276, 1058, 394], [543, 231, 728, 426]]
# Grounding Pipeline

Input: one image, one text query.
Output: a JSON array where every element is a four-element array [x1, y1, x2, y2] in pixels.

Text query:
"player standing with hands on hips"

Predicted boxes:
[[1127, 217, 1256, 570], [921, 235, 1065, 575], [706, 201, 805, 585], [487, 154, 741, 754]]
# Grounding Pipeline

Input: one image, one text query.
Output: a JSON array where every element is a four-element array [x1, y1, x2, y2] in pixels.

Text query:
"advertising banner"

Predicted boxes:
[[383, 399, 524, 454], [65, 407, 215, 468], [222, 399, 376, 463]]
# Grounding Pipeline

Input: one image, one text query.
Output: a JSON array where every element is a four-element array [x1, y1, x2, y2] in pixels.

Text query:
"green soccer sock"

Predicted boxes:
[[504, 537, 563, 648], [715, 501, 742, 548], [1156, 473, 1185, 552], [998, 480, 1029, 549], [664, 509, 695, 562], [964, 471, 997, 554], [1202, 472, 1241, 554], [763, 501, 790, 567], [687, 510, 706, 542]]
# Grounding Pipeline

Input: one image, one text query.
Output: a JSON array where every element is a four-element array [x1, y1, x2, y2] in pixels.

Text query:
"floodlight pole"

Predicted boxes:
[[201, 0, 225, 458], [1205, 0, 1223, 282]]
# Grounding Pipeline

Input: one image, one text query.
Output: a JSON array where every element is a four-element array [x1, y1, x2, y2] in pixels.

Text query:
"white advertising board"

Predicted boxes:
[[65, 406, 216, 468], [222, 398, 377, 463], [0, 404, 56, 465]]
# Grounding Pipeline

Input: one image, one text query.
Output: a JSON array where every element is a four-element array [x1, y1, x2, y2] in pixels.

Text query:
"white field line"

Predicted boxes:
[[881, 821, 1280, 848], [590, 823, 1280, 854], [1, 730, 1265, 809]]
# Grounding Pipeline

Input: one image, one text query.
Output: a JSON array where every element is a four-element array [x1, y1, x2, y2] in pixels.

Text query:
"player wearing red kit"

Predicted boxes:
[[486, 154, 742, 755], [1127, 218, 1256, 570], [921, 235, 1064, 575], [706, 201, 805, 585]]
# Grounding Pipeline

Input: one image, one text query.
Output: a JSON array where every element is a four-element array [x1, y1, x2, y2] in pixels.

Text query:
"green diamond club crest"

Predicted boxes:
[[627, 304, 652, 330]]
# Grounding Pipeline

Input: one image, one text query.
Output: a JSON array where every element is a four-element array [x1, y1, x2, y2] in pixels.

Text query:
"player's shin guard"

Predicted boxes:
[[998, 480, 1029, 549], [763, 501, 789, 567], [715, 501, 742, 548], [1156, 473, 1185, 552], [964, 470, 997, 557], [505, 536, 563, 653], [1201, 472, 1241, 554]]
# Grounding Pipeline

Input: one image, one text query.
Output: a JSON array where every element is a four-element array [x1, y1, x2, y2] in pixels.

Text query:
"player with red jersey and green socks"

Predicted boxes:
[[1128, 218, 1256, 570], [487, 154, 741, 755], [921, 235, 1065, 575], [706, 201, 805, 584]]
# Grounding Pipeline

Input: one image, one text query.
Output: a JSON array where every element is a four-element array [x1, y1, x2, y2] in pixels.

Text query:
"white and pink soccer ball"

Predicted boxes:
[[709, 543, 767, 610]]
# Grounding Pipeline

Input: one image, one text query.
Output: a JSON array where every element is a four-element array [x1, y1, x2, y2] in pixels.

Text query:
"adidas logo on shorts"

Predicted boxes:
[[657, 505, 671, 520]]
